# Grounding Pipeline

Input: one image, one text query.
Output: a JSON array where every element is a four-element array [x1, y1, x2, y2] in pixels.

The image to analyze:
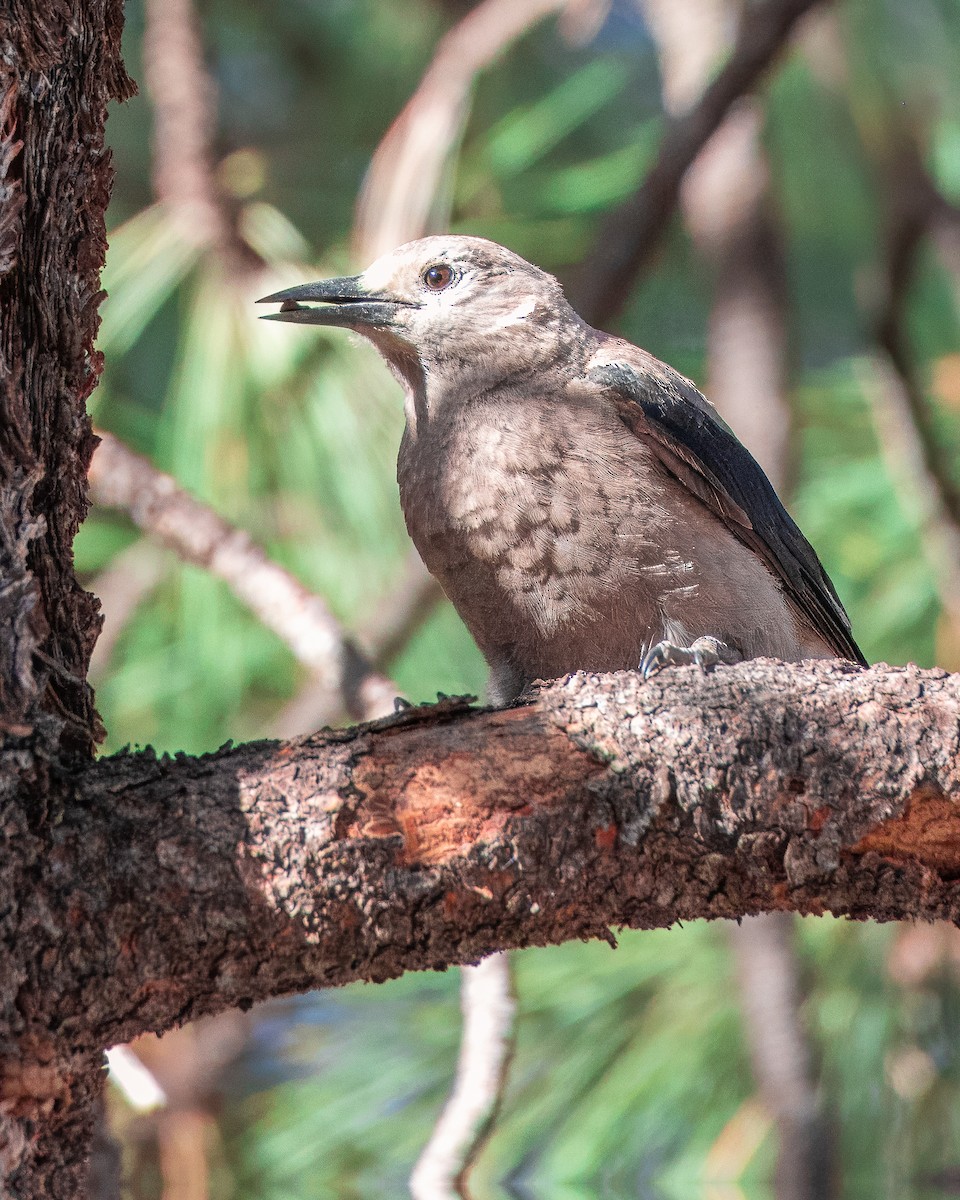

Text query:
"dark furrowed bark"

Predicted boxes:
[[0, 3, 133, 1192], [0, 0, 133, 761]]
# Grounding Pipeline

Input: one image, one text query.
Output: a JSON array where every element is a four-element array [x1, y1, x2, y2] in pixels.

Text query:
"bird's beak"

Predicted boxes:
[[257, 275, 410, 328]]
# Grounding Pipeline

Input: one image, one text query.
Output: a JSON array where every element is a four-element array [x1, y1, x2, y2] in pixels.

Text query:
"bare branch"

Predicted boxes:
[[853, 140, 960, 642], [862, 355, 960, 635], [104, 1046, 167, 1113], [87, 431, 398, 722], [574, 0, 827, 327], [641, 0, 793, 487], [142, 0, 224, 245], [872, 146, 960, 528], [410, 953, 515, 1200], [354, 0, 569, 260], [142, 0, 260, 282], [272, 551, 444, 738], [361, 551, 446, 665], [728, 915, 833, 1200]]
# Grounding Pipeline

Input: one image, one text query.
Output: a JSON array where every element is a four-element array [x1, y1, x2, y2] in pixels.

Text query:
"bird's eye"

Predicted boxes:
[[422, 264, 454, 291]]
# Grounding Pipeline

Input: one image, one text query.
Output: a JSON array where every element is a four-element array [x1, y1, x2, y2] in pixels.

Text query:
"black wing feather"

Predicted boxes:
[[589, 360, 865, 665]]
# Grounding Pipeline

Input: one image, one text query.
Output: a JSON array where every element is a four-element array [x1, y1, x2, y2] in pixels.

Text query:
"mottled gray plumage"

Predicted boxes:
[[261, 236, 864, 704]]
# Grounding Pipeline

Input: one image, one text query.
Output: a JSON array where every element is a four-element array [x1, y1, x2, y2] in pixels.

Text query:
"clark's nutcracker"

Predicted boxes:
[[260, 236, 864, 704]]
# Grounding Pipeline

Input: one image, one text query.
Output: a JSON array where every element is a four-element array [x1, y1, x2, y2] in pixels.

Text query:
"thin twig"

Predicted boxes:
[[640, 0, 793, 485], [574, 0, 826, 328], [410, 953, 516, 1200], [88, 431, 398, 723], [142, 0, 224, 245], [871, 141, 960, 530], [354, 0, 569, 261], [852, 138, 960, 645], [105, 1046, 168, 1114], [361, 550, 445, 664], [729, 916, 833, 1200], [861, 355, 960, 634], [273, 551, 444, 738], [142, 0, 258, 278]]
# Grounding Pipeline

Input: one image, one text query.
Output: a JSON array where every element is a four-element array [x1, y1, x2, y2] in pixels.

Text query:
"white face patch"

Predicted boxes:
[[491, 296, 537, 329], [361, 254, 404, 294]]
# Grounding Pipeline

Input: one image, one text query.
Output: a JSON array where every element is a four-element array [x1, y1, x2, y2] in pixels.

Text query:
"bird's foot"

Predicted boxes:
[[640, 636, 742, 680]]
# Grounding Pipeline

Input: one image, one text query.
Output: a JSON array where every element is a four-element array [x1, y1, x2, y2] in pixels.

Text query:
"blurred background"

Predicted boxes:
[[86, 0, 960, 1196]]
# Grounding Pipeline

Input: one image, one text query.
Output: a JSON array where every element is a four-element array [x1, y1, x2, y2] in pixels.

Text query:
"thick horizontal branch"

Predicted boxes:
[[4, 657, 960, 1087]]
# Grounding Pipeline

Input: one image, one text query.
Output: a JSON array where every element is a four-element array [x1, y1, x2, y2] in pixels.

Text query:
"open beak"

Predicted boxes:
[[257, 276, 410, 328]]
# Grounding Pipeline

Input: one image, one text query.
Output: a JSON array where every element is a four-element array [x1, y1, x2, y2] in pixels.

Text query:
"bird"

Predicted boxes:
[[259, 235, 864, 705]]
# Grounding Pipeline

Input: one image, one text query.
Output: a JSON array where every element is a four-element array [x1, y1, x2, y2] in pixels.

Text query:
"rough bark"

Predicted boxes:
[[0, 3, 133, 1194], [0, 659, 956, 1062], [0, 1, 132, 762]]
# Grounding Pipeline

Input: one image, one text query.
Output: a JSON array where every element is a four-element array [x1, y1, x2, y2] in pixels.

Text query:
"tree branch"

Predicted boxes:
[[729, 913, 832, 1199], [353, 0, 569, 261], [410, 952, 515, 1200], [360, 551, 446, 667], [88, 431, 398, 722], [854, 138, 960, 651], [142, 0, 220, 229], [862, 355, 960, 636], [142, 0, 262, 290], [271, 551, 443, 737], [573, 0, 826, 327], [5, 657, 960, 1073], [871, 141, 960, 533]]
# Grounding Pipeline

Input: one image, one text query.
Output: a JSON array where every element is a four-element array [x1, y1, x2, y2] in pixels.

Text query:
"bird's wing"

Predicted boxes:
[[587, 353, 866, 664]]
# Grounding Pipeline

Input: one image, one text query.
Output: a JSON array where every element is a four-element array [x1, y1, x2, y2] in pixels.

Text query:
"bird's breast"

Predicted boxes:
[[397, 394, 681, 650]]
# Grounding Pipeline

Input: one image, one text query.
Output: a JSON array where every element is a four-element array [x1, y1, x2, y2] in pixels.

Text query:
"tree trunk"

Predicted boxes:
[[0, 2, 132, 1193]]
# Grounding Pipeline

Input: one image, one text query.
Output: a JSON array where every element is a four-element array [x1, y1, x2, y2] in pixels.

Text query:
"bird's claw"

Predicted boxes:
[[640, 636, 741, 680]]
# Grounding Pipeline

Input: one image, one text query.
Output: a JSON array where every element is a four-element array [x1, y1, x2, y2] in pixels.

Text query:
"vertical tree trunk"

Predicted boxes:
[[0, 2, 132, 1193]]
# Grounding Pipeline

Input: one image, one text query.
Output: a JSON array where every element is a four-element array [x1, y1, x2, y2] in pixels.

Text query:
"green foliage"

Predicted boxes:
[[225, 921, 960, 1199]]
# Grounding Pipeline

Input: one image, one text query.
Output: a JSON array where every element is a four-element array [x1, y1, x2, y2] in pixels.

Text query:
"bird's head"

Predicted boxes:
[[259, 236, 583, 401]]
